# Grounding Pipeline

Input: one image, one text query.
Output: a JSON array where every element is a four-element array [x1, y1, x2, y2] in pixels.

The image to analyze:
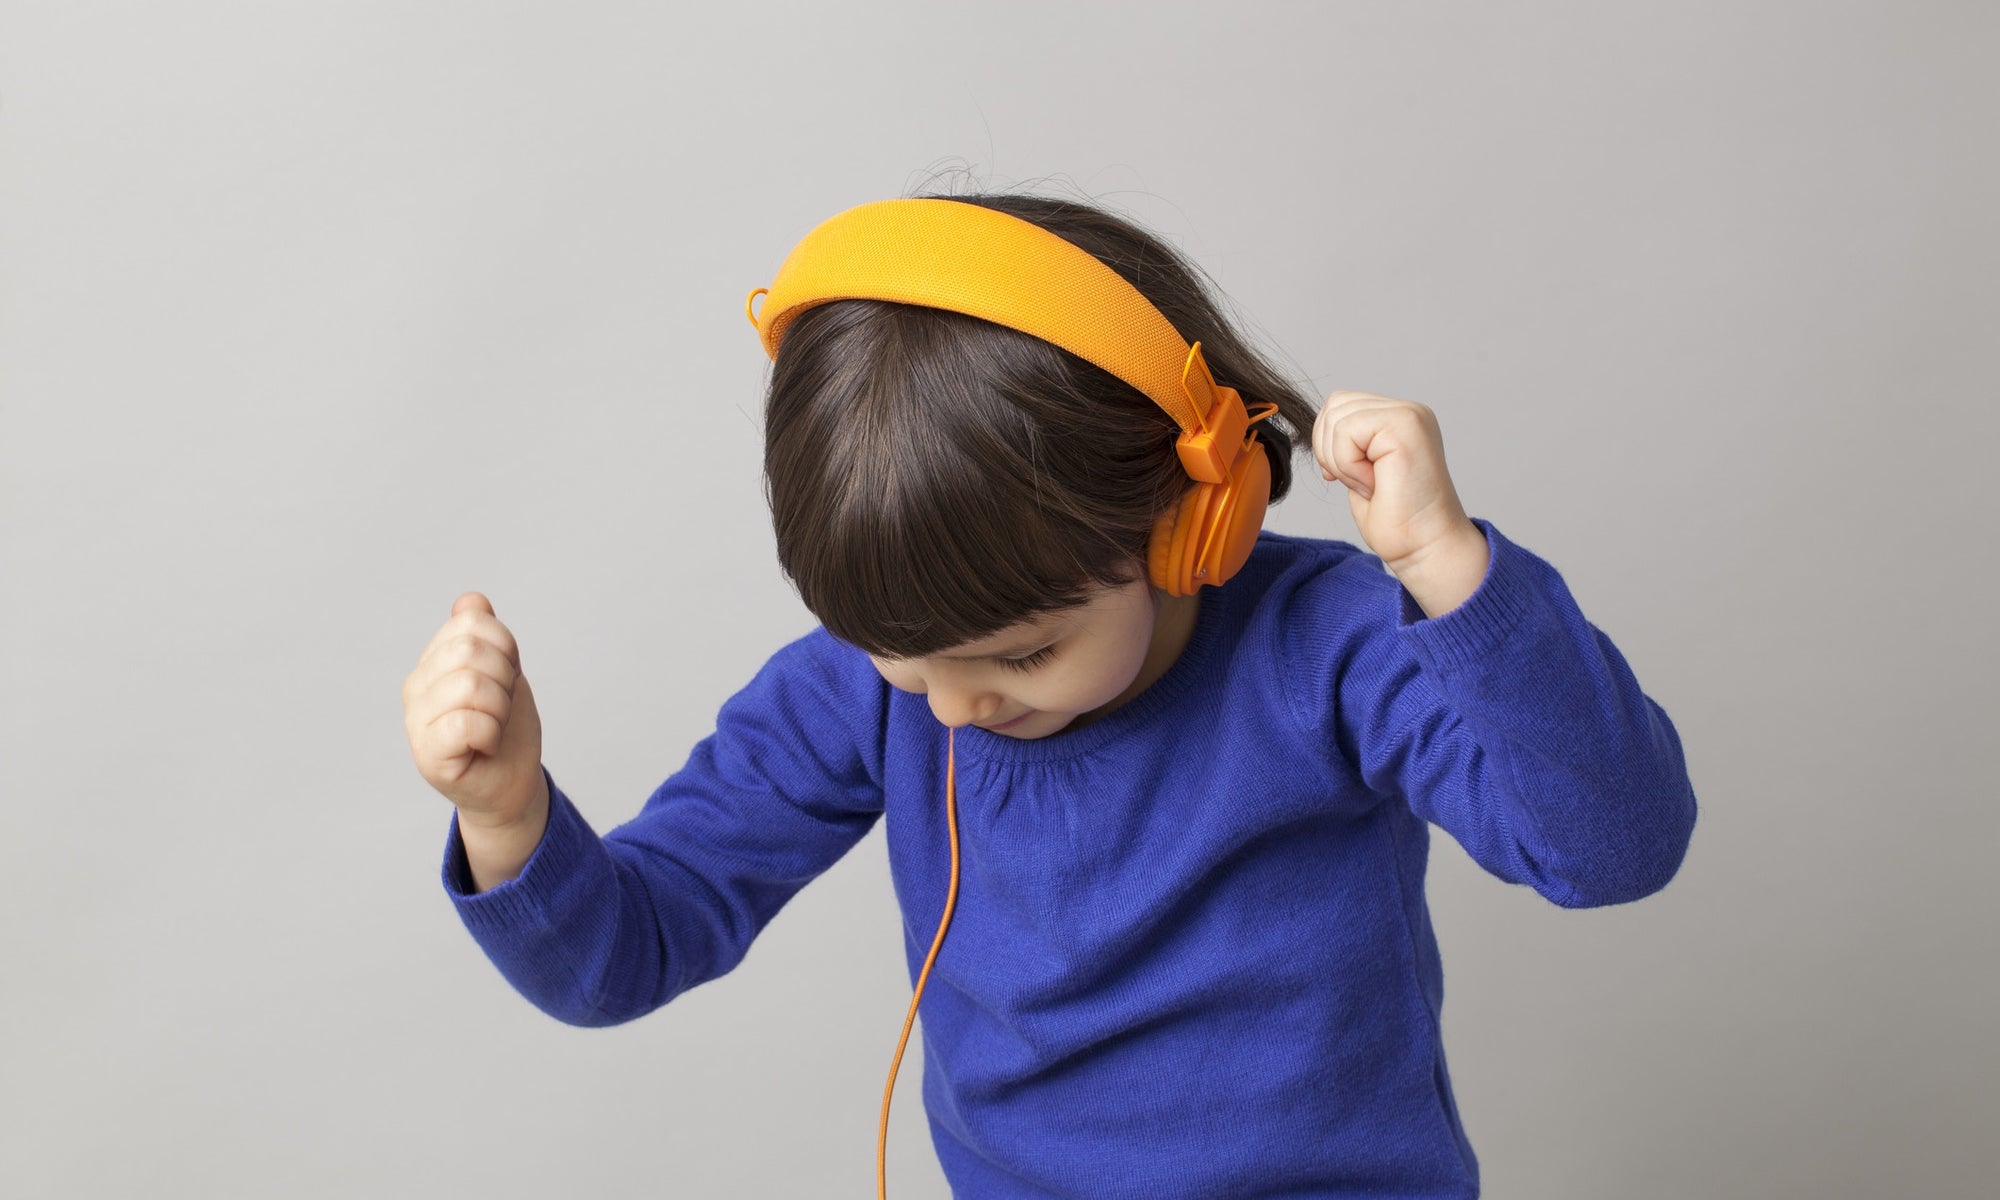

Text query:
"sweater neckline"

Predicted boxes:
[[944, 576, 1229, 766]]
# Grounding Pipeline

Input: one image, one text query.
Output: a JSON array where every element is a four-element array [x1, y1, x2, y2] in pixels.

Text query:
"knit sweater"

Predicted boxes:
[[441, 517, 1698, 1198]]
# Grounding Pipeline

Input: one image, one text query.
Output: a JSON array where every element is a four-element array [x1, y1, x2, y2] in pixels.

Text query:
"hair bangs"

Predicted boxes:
[[768, 300, 1161, 659]]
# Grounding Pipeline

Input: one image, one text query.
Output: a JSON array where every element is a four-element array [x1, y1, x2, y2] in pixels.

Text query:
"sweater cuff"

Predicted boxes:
[[440, 763, 595, 932], [1394, 517, 1539, 671]]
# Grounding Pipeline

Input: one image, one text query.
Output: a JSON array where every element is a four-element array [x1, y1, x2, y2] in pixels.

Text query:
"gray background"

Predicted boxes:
[[2, 2, 1993, 1197]]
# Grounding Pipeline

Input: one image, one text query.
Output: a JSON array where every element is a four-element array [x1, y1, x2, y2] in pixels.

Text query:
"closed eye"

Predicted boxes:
[[997, 645, 1059, 673]]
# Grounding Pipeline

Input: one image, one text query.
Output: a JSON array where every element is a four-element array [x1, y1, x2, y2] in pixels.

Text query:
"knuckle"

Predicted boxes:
[[457, 667, 488, 700]]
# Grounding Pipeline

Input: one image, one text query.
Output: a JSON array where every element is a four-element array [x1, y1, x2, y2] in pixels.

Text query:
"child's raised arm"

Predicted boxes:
[[421, 625, 890, 1026], [1295, 391, 1698, 906]]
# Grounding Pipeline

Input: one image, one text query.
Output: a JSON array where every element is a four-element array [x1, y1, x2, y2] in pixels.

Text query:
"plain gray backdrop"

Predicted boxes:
[[3, 2, 1993, 1197]]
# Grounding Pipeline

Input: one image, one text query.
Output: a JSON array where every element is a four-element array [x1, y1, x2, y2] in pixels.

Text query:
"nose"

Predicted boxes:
[[927, 684, 1002, 729]]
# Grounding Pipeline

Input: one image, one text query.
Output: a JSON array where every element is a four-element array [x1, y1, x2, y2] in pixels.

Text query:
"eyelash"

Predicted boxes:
[[997, 646, 1059, 673]]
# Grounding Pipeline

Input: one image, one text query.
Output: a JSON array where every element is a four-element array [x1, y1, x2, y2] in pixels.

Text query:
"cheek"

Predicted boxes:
[[1046, 635, 1150, 708]]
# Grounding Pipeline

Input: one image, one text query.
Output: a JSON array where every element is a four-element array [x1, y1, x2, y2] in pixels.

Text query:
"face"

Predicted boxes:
[[867, 574, 1189, 738]]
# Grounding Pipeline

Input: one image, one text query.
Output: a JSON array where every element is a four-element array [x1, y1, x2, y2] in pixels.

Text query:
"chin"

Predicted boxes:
[[992, 711, 1075, 739]]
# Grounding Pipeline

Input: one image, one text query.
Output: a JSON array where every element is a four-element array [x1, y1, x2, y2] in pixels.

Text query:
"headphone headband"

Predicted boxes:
[[745, 198, 1267, 483]]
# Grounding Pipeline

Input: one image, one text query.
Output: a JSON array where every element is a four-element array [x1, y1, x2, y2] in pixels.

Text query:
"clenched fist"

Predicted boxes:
[[402, 592, 546, 830], [1312, 390, 1490, 619]]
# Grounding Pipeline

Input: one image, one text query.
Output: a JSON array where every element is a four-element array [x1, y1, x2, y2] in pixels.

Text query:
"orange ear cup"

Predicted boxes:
[[1147, 417, 1277, 596]]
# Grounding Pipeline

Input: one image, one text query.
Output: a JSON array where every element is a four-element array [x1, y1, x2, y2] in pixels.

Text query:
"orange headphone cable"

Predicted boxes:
[[878, 725, 961, 1199]]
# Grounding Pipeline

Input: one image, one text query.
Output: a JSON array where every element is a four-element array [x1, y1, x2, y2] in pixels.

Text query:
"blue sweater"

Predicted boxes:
[[442, 517, 1697, 1198]]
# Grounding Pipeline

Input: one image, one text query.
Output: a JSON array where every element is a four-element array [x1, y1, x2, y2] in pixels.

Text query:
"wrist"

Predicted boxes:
[[1387, 520, 1489, 620], [460, 770, 550, 834], [457, 772, 552, 893]]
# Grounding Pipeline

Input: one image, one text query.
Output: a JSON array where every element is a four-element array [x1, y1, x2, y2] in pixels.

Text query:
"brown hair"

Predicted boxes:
[[760, 189, 1321, 659]]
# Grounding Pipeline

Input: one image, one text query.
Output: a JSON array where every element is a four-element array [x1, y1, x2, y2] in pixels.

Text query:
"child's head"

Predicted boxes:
[[761, 191, 1320, 728]]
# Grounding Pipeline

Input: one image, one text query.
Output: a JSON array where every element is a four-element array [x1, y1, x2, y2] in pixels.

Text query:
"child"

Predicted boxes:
[[402, 192, 1698, 1199]]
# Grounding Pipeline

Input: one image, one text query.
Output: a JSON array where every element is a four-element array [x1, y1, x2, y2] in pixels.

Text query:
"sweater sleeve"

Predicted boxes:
[[439, 628, 888, 1025], [1281, 518, 1698, 908]]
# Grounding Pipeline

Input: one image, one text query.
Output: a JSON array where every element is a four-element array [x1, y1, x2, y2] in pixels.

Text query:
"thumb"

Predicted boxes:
[[452, 591, 496, 617]]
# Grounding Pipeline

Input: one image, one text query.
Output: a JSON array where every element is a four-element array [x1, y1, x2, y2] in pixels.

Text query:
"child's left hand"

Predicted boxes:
[[1312, 391, 1482, 580]]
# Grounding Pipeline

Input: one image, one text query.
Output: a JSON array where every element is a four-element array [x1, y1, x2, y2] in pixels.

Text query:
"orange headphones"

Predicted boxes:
[[744, 197, 1276, 1197], [745, 197, 1279, 597]]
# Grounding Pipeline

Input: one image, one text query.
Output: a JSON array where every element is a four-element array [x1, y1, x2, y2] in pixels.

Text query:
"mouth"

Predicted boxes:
[[979, 711, 1033, 732]]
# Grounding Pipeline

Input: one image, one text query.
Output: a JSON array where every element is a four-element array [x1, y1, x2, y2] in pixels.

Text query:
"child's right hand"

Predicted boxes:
[[402, 592, 546, 829]]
